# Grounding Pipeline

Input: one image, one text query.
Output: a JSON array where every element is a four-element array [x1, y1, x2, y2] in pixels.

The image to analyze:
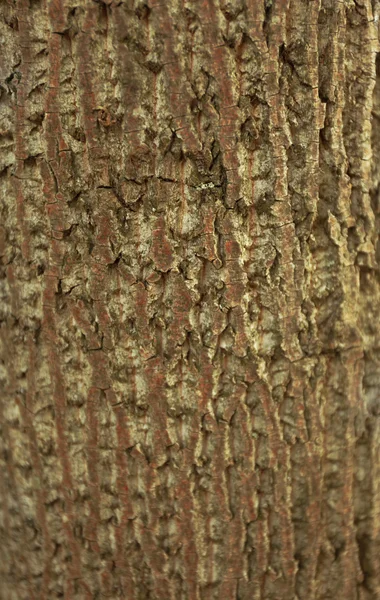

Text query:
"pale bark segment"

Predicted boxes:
[[1, 0, 380, 599]]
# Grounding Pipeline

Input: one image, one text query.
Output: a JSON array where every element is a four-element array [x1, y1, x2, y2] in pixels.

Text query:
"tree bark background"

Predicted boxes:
[[1, 0, 380, 598]]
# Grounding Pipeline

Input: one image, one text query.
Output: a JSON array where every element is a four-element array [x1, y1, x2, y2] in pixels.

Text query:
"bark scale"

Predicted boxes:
[[1, 0, 380, 598]]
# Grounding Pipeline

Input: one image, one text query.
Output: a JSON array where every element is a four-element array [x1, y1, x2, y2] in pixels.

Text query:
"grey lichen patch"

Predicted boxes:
[[194, 181, 216, 190]]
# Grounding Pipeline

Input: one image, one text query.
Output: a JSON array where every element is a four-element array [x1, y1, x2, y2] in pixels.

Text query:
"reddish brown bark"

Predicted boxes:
[[1, 0, 380, 599]]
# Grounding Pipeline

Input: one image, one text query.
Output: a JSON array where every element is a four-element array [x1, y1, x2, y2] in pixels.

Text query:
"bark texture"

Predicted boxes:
[[1, 0, 380, 598]]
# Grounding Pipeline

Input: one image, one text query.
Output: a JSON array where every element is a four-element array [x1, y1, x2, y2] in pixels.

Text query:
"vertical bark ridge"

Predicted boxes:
[[41, 2, 93, 593], [0, 339, 37, 600]]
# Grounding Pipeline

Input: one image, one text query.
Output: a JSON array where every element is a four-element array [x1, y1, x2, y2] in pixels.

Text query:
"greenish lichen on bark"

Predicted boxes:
[[1, 0, 380, 598]]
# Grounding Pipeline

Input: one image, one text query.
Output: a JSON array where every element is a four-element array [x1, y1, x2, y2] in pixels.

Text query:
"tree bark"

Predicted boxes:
[[1, 0, 380, 598]]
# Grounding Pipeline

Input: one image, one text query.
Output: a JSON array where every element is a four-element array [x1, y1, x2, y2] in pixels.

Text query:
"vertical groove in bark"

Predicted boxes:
[[1, 0, 380, 599]]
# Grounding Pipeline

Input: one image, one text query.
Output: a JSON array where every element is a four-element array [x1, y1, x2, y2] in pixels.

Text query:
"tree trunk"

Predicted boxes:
[[1, 0, 380, 598]]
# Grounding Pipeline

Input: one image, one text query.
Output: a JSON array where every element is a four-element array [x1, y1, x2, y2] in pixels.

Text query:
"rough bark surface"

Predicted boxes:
[[1, 0, 380, 598]]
